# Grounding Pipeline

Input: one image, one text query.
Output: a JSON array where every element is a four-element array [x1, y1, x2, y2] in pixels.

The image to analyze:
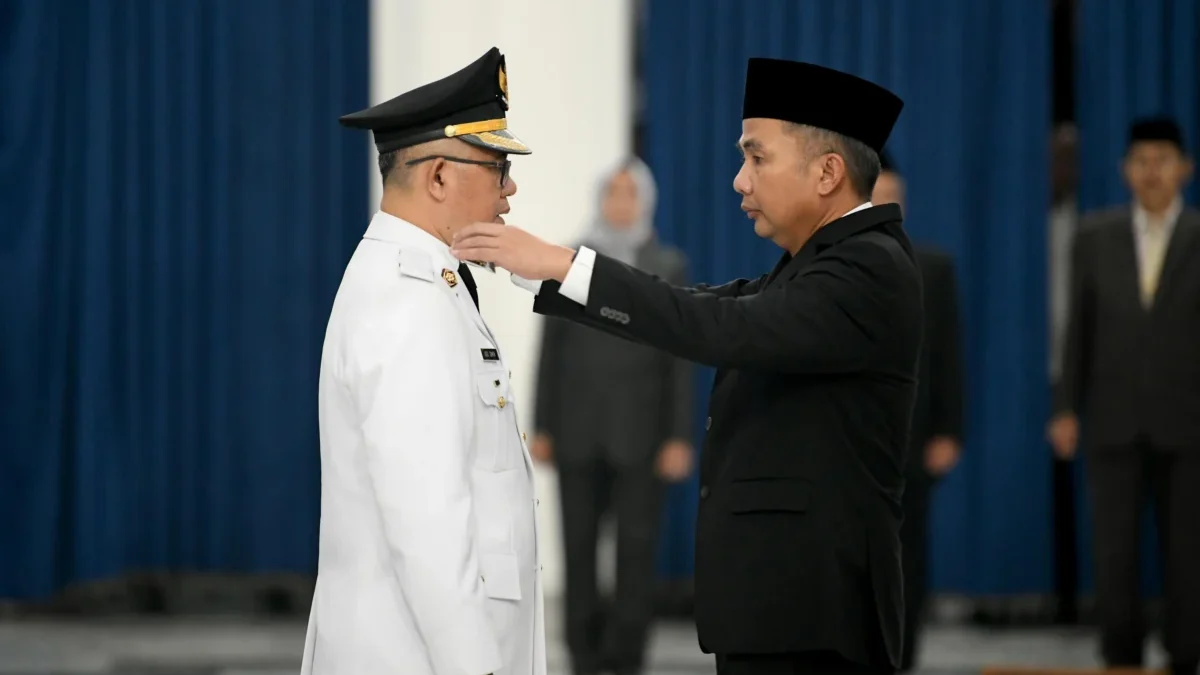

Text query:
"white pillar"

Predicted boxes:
[[369, 0, 634, 598]]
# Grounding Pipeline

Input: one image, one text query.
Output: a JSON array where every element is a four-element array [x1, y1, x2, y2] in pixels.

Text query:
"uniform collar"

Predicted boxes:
[[363, 210, 459, 270]]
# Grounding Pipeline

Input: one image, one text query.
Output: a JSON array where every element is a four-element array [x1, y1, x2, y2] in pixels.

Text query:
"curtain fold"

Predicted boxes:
[[644, 0, 1052, 594], [0, 0, 370, 599]]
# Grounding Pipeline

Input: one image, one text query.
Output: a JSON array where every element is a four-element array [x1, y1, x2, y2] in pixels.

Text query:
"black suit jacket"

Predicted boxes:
[[909, 248, 965, 478], [534, 239, 692, 465], [532, 205, 923, 669], [1055, 205, 1200, 452]]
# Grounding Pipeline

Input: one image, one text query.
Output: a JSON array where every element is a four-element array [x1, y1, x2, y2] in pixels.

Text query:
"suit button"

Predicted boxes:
[[498, 396, 507, 408], [535, 498, 540, 506], [700, 485, 710, 499], [521, 432, 527, 442], [706, 416, 712, 430]]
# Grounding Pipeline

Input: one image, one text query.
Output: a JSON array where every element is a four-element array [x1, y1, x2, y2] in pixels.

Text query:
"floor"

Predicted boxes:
[[0, 600, 1171, 675]]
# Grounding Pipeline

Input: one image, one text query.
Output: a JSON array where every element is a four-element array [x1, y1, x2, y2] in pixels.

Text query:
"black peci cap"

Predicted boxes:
[[742, 59, 903, 154], [1128, 116, 1185, 152]]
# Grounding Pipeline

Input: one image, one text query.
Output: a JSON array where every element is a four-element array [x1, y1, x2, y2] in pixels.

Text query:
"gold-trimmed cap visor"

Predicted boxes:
[[460, 128, 532, 155], [338, 47, 531, 155]]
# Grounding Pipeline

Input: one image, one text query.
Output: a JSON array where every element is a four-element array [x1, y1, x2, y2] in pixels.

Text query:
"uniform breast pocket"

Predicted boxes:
[[474, 369, 523, 472]]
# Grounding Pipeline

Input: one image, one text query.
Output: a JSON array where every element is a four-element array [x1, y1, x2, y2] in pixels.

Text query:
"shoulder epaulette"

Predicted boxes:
[[396, 248, 436, 283]]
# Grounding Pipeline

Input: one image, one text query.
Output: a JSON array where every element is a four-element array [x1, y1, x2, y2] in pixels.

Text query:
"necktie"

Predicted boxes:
[[457, 263, 479, 310], [1140, 223, 1167, 308]]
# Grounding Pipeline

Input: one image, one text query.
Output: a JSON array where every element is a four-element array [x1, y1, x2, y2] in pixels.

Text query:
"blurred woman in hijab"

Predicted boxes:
[[580, 156, 658, 264], [532, 157, 693, 675]]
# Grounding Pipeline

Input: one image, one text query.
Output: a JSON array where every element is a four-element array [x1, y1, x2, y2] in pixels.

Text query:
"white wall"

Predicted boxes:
[[369, 0, 634, 598]]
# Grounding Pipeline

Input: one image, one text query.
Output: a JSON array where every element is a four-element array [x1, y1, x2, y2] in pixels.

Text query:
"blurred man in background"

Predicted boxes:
[[305, 48, 545, 675], [872, 154, 965, 672], [1047, 122, 1081, 625], [1050, 117, 1199, 675], [532, 157, 693, 675], [453, 59, 917, 675]]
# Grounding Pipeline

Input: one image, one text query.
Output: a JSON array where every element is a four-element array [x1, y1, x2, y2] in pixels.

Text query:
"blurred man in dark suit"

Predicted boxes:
[[1050, 117, 1199, 675], [873, 154, 965, 672], [1048, 123, 1082, 625], [531, 157, 694, 675]]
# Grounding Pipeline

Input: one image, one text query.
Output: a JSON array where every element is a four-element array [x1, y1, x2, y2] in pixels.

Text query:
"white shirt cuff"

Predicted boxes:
[[557, 246, 595, 306], [508, 246, 595, 306]]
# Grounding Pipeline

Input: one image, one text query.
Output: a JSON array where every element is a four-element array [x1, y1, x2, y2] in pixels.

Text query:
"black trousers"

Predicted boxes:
[[1087, 442, 1200, 670], [557, 455, 664, 675], [715, 651, 893, 675], [1051, 451, 1080, 623], [898, 469, 933, 672]]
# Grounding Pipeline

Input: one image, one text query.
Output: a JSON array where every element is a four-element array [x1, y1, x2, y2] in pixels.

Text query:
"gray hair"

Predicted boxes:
[[788, 123, 881, 199]]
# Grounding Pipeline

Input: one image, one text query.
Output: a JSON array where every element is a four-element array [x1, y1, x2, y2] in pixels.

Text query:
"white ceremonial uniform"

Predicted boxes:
[[301, 211, 546, 675]]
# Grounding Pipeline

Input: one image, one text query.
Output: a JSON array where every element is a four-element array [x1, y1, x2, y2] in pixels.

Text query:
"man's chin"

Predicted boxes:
[[752, 217, 773, 239]]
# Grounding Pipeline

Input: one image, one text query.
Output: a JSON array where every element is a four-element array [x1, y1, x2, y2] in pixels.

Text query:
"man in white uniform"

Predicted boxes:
[[300, 47, 546, 675]]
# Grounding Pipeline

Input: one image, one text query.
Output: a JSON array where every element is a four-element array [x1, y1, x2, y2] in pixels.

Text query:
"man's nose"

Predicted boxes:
[[504, 176, 518, 197], [732, 164, 751, 195]]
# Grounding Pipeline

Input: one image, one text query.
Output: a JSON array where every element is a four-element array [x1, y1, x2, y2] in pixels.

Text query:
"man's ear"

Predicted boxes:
[[817, 153, 846, 197], [426, 158, 449, 202]]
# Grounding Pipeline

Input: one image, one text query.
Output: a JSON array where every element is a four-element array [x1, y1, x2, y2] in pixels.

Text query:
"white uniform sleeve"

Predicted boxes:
[[353, 290, 501, 675]]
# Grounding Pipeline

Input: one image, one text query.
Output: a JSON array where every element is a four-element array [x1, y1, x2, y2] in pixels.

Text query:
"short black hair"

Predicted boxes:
[[378, 147, 413, 187], [788, 123, 882, 199]]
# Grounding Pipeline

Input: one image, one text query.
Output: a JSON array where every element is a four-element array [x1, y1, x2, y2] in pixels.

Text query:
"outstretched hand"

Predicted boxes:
[[451, 222, 576, 282]]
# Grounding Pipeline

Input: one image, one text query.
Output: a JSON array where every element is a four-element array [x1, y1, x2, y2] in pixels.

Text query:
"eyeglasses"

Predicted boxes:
[[405, 155, 511, 189]]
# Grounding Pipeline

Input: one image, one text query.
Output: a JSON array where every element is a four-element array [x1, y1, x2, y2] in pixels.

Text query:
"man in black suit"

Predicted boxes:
[[1049, 117, 1200, 675], [532, 157, 694, 675], [452, 59, 920, 675], [873, 155, 965, 672]]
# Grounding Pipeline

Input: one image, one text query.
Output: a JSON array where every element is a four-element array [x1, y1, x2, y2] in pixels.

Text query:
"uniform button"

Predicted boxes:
[[498, 396, 506, 408], [494, 379, 501, 387], [705, 416, 712, 430], [521, 432, 527, 442], [539, 565, 544, 572], [535, 498, 540, 506], [699, 485, 710, 499]]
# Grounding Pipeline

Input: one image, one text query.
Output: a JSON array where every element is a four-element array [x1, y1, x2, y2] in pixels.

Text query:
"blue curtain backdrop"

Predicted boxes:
[[1073, 0, 1199, 596], [0, 0, 369, 599], [646, 0, 1052, 594]]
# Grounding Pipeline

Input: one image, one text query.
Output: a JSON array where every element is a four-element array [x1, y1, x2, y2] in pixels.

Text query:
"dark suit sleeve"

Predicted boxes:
[[1053, 228, 1093, 414], [664, 253, 693, 440], [533, 239, 908, 373], [684, 275, 765, 298], [928, 255, 964, 441], [534, 316, 565, 439]]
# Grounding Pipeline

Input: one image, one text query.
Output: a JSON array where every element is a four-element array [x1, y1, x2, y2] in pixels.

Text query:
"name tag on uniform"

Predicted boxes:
[[481, 348, 500, 362]]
